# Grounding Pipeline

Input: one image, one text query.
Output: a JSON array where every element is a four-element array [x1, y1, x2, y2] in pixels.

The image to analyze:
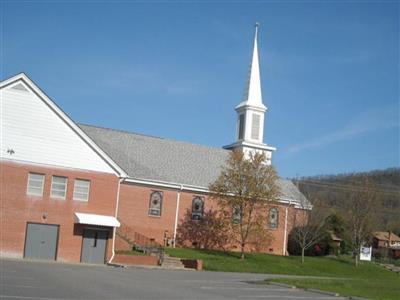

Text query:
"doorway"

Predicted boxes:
[[81, 228, 109, 264]]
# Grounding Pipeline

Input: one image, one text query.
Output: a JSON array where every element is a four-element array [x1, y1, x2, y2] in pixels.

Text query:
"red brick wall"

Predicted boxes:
[[181, 259, 203, 270], [0, 160, 119, 263], [115, 234, 133, 251], [118, 182, 298, 256], [1, 159, 302, 261], [118, 184, 179, 245], [113, 254, 158, 266]]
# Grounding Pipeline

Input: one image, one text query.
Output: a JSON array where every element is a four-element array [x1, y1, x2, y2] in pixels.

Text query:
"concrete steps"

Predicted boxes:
[[161, 255, 186, 269]]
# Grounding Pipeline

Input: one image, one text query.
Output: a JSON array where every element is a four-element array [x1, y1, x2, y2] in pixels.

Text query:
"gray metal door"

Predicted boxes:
[[81, 228, 108, 264], [24, 223, 59, 260]]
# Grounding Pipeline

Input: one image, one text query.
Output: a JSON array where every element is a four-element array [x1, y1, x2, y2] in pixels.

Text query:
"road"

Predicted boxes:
[[0, 258, 347, 300]]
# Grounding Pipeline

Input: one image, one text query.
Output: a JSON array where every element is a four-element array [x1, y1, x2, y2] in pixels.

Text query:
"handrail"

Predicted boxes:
[[116, 222, 165, 264]]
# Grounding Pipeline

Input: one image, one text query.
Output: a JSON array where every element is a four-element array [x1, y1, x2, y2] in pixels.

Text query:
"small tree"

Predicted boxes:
[[342, 176, 380, 267], [209, 151, 280, 259], [176, 209, 231, 250], [290, 196, 329, 263]]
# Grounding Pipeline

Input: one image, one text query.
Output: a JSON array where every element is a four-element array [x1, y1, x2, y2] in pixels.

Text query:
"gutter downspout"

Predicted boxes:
[[173, 184, 183, 248], [109, 177, 124, 263], [283, 200, 292, 256]]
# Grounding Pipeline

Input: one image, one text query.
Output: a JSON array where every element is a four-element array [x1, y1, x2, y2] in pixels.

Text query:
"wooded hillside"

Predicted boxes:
[[293, 168, 400, 234]]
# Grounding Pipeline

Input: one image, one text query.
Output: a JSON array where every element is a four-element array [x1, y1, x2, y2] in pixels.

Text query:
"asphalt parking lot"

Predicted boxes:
[[0, 258, 347, 300]]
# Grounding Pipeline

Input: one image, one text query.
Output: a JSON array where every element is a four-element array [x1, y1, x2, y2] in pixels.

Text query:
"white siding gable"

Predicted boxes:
[[1, 78, 121, 174]]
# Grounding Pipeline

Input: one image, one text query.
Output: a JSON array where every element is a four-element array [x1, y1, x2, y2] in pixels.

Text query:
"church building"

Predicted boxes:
[[0, 24, 308, 264]]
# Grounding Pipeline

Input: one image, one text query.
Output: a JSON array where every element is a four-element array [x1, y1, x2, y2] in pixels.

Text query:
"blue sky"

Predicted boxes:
[[2, 1, 399, 178]]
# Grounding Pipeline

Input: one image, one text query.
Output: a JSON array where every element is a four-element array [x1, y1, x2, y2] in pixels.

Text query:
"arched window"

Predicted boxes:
[[192, 196, 204, 220], [232, 205, 241, 224], [269, 208, 279, 229], [148, 191, 163, 216]]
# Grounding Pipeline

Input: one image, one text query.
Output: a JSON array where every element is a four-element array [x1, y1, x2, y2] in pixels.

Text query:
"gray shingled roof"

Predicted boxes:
[[79, 124, 309, 205]]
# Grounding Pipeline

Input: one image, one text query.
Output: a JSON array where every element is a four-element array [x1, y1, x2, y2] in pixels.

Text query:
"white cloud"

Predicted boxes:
[[286, 104, 399, 154], [102, 66, 200, 96]]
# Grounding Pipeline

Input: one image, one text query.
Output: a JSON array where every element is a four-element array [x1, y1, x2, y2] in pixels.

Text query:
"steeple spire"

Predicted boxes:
[[237, 22, 266, 111]]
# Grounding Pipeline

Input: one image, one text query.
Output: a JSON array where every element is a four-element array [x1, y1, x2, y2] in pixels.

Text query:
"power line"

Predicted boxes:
[[294, 180, 400, 197], [299, 177, 400, 190], [296, 178, 400, 193]]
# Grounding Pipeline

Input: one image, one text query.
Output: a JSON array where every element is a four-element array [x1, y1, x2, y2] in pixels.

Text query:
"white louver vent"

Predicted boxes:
[[251, 113, 260, 140], [11, 83, 29, 92]]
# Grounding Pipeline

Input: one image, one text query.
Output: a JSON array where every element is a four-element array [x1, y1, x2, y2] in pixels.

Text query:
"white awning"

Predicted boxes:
[[74, 212, 120, 227]]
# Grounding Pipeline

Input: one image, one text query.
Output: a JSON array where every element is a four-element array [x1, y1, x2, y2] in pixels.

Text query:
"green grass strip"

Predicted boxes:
[[268, 278, 400, 300]]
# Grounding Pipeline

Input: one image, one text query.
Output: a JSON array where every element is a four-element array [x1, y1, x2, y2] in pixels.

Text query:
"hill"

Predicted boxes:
[[293, 168, 400, 234]]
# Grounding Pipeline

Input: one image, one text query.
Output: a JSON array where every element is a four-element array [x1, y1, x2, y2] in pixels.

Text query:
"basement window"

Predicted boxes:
[[192, 196, 204, 220], [27, 173, 45, 196], [73, 179, 90, 201], [269, 208, 279, 229], [148, 191, 163, 216], [51, 176, 68, 199]]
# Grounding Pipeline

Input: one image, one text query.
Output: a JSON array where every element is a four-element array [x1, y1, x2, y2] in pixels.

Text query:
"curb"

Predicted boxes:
[[306, 288, 340, 297], [267, 282, 296, 289], [124, 264, 194, 271], [106, 263, 126, 268], [268, 280, 371, 300]]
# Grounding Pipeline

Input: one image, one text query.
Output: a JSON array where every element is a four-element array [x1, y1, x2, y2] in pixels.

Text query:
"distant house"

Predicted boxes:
[[372, 231, 400, 259]]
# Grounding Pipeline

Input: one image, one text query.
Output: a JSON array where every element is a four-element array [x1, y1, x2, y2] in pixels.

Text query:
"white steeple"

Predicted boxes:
[[236, 23, 266, 111], [224, 23, 276, 164]]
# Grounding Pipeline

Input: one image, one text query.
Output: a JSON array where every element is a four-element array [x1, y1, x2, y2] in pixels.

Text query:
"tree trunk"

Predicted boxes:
[[301, 247, 305, 264], [355, 253, 359, 267], [240, 243, 245, 260]]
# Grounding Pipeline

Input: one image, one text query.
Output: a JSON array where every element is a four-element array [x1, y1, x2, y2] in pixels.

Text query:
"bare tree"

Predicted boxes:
[[289, 197, 329, 263], [209, 151, 280, 259], [342, 176, 380, 267]]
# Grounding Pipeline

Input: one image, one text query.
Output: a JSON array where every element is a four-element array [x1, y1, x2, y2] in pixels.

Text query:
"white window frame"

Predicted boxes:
[[238, 114, 245, 140], [269, 208, 279, 229], [26, 173, 45, 196], [73, 179, 90, 202], [148, 191, 163, 217], [192, 196, 204, 220], [51, 176, 68, 199], [232, 205, 241, 224]]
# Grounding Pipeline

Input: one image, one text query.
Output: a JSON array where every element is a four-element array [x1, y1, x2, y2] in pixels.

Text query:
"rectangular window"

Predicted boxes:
[[51, 176, 67, 199], [27, 173, 45, 196], [238, 114, 245, 140], [73, 179, 90, 201], [251, 114, 260, 140]]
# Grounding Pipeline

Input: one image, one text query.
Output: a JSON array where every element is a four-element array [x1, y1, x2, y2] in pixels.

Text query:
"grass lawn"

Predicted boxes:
[[165, 248, 400, 300], [270, 277, 399, 300]]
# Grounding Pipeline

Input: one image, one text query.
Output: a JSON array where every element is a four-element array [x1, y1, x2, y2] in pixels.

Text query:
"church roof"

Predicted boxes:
[[79, 123, 309, 206]]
